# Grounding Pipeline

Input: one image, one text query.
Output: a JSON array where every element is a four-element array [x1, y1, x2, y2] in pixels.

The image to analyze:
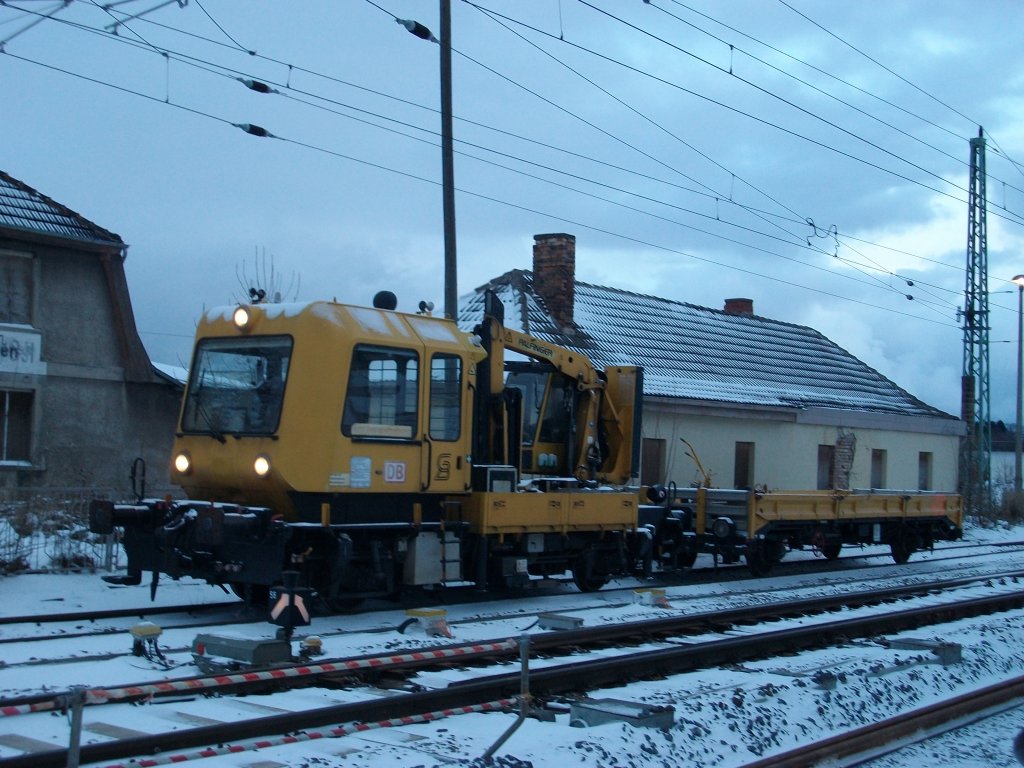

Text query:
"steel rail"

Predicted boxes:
[[740, 673, 1024, 767], [0, 600, 241, 627], [3, 588, 1024, 768]]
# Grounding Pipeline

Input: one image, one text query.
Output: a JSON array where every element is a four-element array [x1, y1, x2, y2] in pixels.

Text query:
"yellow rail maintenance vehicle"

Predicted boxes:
[[90, 291, 643, 606], [90, 290, 962, 606]]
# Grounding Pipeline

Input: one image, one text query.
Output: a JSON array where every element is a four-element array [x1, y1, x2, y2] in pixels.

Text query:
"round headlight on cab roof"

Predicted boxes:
[[233, 305, 252, 331]]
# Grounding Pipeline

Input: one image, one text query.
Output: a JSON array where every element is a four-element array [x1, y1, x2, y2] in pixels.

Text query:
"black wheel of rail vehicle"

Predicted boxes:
[[673, 544, 698, 570], [745, 546, 773, 577], [230, 582, 270, 605], [889, 533, 914, 565], [325, 596, 365, 612], [572, 554, 608, 592], [820, 541, 842, 560], [745, 539, 785, 577]]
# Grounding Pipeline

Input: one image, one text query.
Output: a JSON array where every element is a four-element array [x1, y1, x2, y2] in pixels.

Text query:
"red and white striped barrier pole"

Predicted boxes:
[[0, 700, 59, 717], [99, 698, 518, 767], [0, 639, 518, 717]]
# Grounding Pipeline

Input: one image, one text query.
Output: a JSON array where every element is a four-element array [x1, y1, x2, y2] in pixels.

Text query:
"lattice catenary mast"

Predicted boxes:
[[959, 127, 991, 514]]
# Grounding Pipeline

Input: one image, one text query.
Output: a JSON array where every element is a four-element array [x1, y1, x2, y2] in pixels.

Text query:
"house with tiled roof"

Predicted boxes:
[[460, 233, 962, 493], [0, 170, 180, 493]]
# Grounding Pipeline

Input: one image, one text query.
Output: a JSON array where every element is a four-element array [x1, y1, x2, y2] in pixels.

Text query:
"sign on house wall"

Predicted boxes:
[[0, 327, 46, 375]]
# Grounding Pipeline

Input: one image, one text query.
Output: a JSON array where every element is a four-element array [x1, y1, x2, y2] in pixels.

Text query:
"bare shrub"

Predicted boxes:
[[0, 489, 116, 572], [1000, 490, 1024, 525]]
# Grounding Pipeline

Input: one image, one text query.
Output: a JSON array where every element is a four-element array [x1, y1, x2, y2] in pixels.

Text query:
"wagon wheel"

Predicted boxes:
[[820, 542, 842, 561], [889, 533, 914, 565], [572, 554, 608, 593], [230, 582, 270, 605], [676, 547, 698, 570], [744, 543, 773, 577], [811, 530, 841, 561], [325, 596, 365, 613]]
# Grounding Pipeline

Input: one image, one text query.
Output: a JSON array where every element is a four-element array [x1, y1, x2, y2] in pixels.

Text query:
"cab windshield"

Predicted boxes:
[[182, 336, 292, 436]]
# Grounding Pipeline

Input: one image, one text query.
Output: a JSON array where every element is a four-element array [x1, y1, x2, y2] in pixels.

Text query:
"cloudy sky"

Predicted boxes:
[[2, 0, 1023, 420]]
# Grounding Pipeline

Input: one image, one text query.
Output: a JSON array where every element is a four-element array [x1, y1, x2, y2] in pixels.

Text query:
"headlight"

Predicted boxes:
[[254, 454, 271, 477], [233, 305, 252, 331], [173, 451, 192, 475]]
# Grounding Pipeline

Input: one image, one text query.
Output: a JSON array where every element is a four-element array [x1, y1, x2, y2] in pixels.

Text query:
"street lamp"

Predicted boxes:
[[1014, 274, 1024, 493], [397, 2, 457, 320]]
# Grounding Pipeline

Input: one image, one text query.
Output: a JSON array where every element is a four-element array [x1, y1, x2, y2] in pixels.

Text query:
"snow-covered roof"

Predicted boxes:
[[0, 170, 123, 247], [153, 362, 189, 387], [459, 269, 954, 420]]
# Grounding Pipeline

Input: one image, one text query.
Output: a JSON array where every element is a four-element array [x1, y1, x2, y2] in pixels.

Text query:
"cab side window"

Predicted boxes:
[[342, 346, 419, 439], [429, 354, 462, 441]]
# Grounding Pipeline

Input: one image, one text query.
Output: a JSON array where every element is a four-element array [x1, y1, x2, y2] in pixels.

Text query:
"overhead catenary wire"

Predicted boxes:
[[156, 0, 852, 242], [6, 0, 1002, 285], [265, 68, 965, 314], [467, 1, 813, 250], [775, 0, 970, 126], [456, 0, 1024, 294], [0, 0, 71, 47], [649, 0, 1024, 203], [4, 0, 1015, 321], [461, 2, 1024, 234], [661, 0, 1024, 197], [7, 5, 826, 266], [453, 1, 1021, 305], [573, 0, 1024, 227], [775, 0, 1024, 183], [0, 1, 818, 273], [66, 0, 856, 282], [460, 1, 979, 309], [192, 0, 252, 55], [83, 0, 156, 49], [0, 47, 961, 329]]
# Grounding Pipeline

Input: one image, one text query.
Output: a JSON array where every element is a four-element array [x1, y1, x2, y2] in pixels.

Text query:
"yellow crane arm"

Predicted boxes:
[[499, 327, 603, 390]]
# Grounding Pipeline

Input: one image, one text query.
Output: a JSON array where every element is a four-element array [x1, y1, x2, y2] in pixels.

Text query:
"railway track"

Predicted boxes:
[[742, 674, 1024, 767], [2, 573, 1023, 767], [2, 573, 1015, 708], [2, 552, 1023, 684]]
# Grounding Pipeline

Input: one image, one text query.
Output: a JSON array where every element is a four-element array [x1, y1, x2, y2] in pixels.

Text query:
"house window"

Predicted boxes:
[[0, 252, 33, 325], [817, 445, 834, 490], [871, 449, 887, 489], [0, 389, 32, 463], [641, 438, 666, 485], [918, 452, 932, 491], [734, 441, 754, 489]]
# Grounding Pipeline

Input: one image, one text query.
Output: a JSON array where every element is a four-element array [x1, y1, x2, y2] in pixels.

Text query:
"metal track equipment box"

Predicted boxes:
[[569, 698, 675, 730]]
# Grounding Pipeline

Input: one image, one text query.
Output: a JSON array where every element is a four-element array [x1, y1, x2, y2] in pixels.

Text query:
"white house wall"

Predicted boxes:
[[642, 402, 959, 493]]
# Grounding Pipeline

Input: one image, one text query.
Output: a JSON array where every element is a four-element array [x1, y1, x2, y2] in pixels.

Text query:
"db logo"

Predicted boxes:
[[384, 462, 406, 483]]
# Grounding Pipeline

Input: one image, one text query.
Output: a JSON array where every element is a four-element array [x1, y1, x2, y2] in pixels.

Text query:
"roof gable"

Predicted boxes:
[[0, 170, 123, 247], [460, 270, 953, 420]]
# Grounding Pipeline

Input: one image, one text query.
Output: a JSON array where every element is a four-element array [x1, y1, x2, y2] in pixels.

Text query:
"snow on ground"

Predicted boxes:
[[2, 521, 1024, 767]]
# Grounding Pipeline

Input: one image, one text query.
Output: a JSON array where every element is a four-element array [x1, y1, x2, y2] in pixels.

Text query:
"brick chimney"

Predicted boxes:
[[532, 233, 576, 328], [723, 297, 754, 315]]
